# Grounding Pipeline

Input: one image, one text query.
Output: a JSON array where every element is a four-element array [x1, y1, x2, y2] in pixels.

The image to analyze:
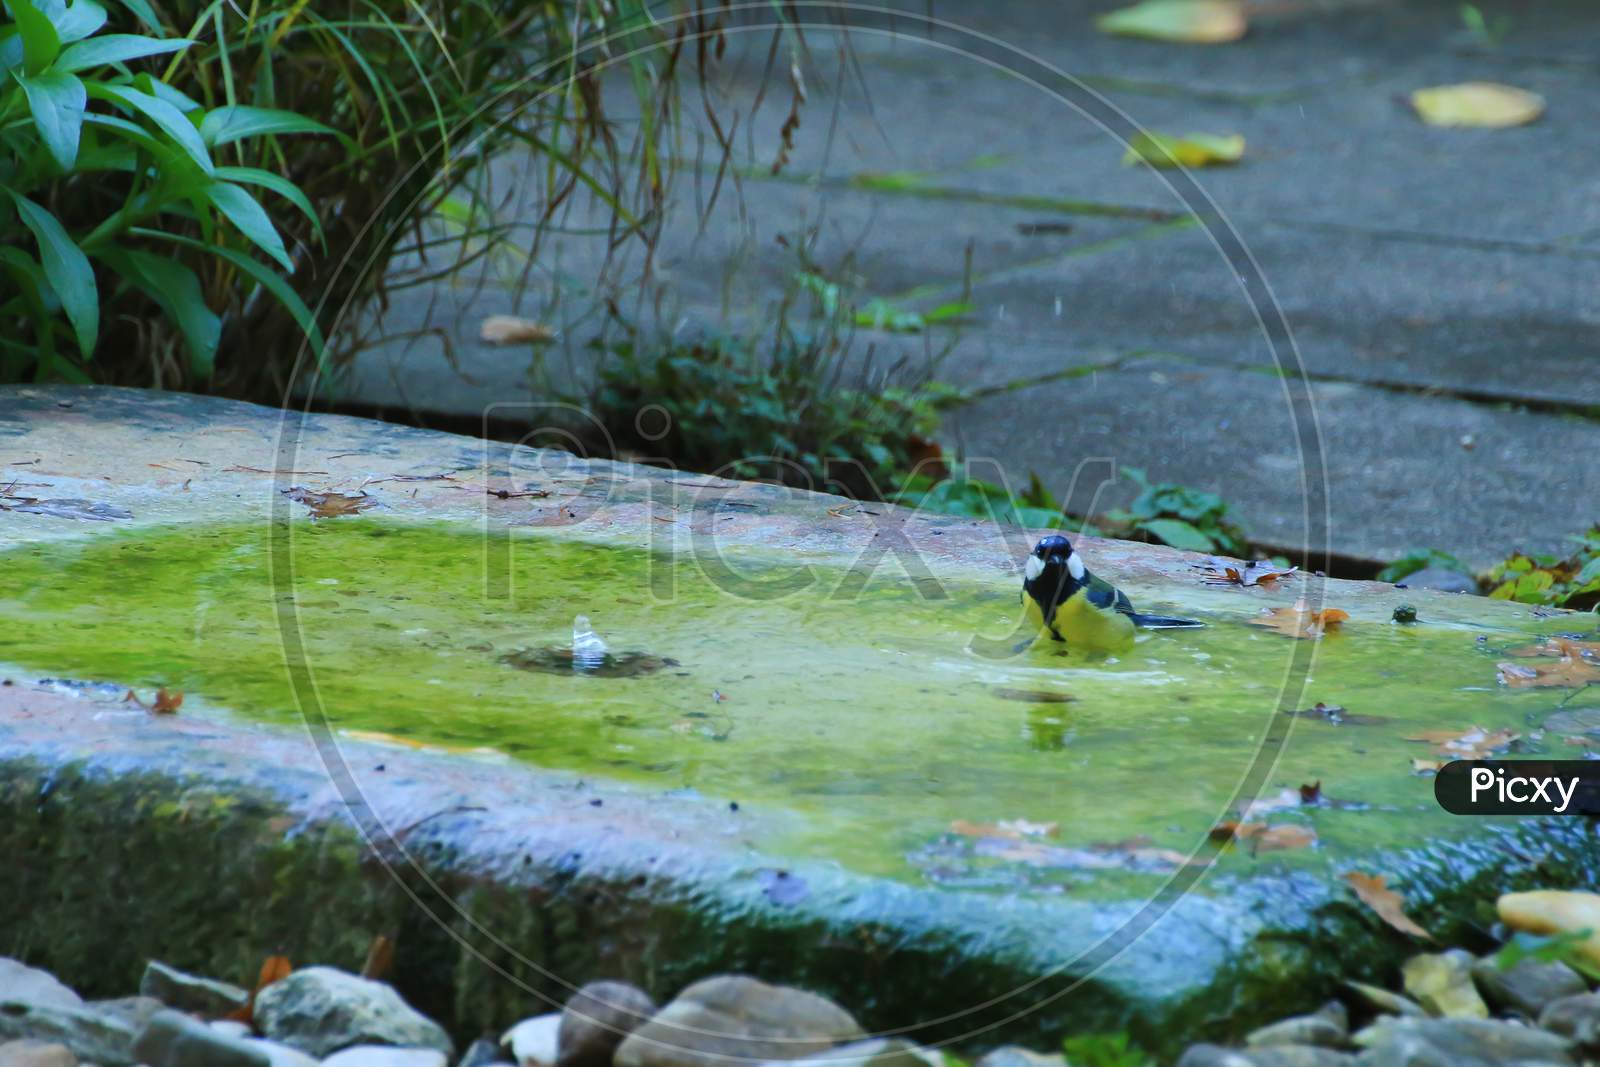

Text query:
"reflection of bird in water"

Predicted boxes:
[[1022, 535, 1202, 653], [570, 614, 609, 671]]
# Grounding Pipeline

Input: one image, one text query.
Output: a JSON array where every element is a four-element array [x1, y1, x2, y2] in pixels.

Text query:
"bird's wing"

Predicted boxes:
[[1086, 573, 1135, 614]]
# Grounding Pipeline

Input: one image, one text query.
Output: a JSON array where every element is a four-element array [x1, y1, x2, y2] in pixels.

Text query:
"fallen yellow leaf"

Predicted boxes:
[[479, 315, 556, 345], [1096, 0, 1246, 43], [1497, 655, 1600, 689], [1411, 82, 1544, 128], [1124, 131, 1245, 168], [1251, 599, 1349, 639]]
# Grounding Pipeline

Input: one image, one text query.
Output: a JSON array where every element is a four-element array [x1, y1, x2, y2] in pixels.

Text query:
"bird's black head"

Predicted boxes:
[[1023, 535, 1088, 610]]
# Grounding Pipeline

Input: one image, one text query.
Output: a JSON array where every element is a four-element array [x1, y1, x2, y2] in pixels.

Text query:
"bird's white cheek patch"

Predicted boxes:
[[1024, 555, 1045, 581], [1067, 552, 1086, 580]]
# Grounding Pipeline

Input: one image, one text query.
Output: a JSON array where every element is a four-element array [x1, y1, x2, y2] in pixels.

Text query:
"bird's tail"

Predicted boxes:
[[1129, 613, 1204, 629]]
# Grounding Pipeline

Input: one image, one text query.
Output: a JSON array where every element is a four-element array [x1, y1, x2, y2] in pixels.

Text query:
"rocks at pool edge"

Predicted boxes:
[[613, 976, 863, 1067], [558, 981, 656, 1067], [253, 966, 453, 1059], [139, 960, 250, 1018]]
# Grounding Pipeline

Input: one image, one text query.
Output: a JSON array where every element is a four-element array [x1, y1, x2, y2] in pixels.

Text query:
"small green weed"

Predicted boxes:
[[1062, 1032, 1156, 1067], [1377, 548, 1472, 585], [1486, 527, 1600, 610], [1495, 929, 1600, 983], [1101, 467, 1249, 556]]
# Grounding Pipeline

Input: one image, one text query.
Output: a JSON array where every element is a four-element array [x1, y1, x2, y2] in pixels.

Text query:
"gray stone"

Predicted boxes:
[[1470, 956, 1587, 1018], [87, 998, 164, 1034], [974, 1046, 1066, 1067], [457, 1037, 512, 1067], [132, 1008, 270, 1067], [140, 960, 250, 1018], [557, 982, 656, 1067], [0, 1000, 140, 1066], [242, 1038, 320, 1067], [0, 1039, 76, 1067], [1397, 569, 1478, 595], [1342, 982, 1425, 1018], [1176, 1046, 1355, 1067], [252, 968, 452, 1060], [782, 1039, 933, 1067], [1351, 1016, 1575, 1066], [0, 963, 81, 1012], [1246, 1002, 1347, 1048], [321, 1046, 449, 1067], [613, 976, 863, 1067], [1538, 992, 1600, 1049]]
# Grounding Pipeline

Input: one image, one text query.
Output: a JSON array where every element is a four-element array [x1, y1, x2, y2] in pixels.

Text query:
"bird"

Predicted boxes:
[[1022, 534, 1203, 653]]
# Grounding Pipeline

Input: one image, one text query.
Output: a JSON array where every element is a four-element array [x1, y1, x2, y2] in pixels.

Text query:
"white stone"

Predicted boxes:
[[321, 1046, 448, 1067], [502, 1014, 561, 1067]]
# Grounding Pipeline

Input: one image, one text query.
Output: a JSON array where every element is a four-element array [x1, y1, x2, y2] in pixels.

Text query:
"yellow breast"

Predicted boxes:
[[1031, 588, 1136, 653]]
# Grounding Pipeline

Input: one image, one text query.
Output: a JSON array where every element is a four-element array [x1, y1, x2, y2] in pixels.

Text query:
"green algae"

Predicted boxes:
[[0, 520, 1586, 890]]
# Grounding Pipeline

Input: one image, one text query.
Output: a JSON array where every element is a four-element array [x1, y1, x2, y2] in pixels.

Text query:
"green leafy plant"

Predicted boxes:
[[1460, 3, 1513, 47], [585, 328, 962, 498], [1061, 1032, 1156, 1067], [1101, 466, 1249, 556], [1, 0, 326, 382], [1495, 929, 1600, 982], [1377, 548, 1472, 585], [4, 0, 734, 395], [896, 466, 1103, 533], [1486, 526, 1600, 609]]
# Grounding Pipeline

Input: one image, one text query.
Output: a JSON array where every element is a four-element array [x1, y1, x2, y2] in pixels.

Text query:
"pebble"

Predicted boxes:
[[253, 967, 453, 1060], [1401, 950, 1488, 1019], [321, 1045, 449, 1067], [973, 1046, 1067, 1067], [140, 961, 250, 1018], [1246, 1002, 1348, 1048], [0, 1040, 76, 1067], [0, 999, 140, 1065], [1176, 1045, 1355, 1066], [458, 1036, 514, 1067], [557, 982, 655, 1067], [768, 1039, 937, 1067], [502, 1015, 560, 1067], [613, 975, 862, 1067], [1538, 992, 1600, 1049], [1497, 892, 1600, 968], [1470, 955, 1587, 1017], [132, 1008, 271, 1067], [1398, 568, 1478, 595], [1352, 1016, 1576, 1066], [0, 962, 81, 1011]]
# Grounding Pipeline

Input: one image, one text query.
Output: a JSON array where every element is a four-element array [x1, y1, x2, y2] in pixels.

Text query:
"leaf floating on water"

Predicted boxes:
[[1497, 655, 1600, 689], [479, 314, 555, 345], [1411, 82, 1544, 128], [1196, 557, 1297, 588], [123, 687, 183, 715], [1210, 820, 1316, 853], [1286, 702, 1390, 726], [283, 486, 378, 520], [1508, 638, 1600, 661], [1252, 600, 1349, 639], [993, 687, 1077, 704], [1123, 130, 1245, 168], [951, 818, 1059, 840], [1405, 725, 1518, 758], [1, 497, 132, 521], [1345, 872, 1434, 940], [1096, 0, 1246, 43]]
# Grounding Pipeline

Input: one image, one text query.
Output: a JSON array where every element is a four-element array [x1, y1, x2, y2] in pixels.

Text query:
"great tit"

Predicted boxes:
[[1022, 534, 1202, 652]]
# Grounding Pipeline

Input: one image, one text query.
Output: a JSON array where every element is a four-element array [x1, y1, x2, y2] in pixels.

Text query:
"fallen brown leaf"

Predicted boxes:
[[1210, 820, 1316, 853], [1507, 638, 1600, 660], [1497, 655, 1600, 689], [951, 818, 1058, 840], [1196, 557, 1297, 588], [1404, 725, 1518, 758], [228, 954, 293, 1023], [283, 487, 378, 520], [123, 688, 183, 715], [1345, 872, 1434, 940], [479, 315, 555, 345], [1252, 600, 1349, 639]]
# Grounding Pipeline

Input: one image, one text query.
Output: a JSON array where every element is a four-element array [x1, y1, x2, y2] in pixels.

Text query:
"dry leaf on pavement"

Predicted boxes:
[[479, 315, 555, 345], [1412, 82, 1544, 128]]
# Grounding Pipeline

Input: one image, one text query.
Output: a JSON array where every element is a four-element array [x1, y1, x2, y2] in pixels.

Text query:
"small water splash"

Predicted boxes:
[[571, 614, 609, 672]]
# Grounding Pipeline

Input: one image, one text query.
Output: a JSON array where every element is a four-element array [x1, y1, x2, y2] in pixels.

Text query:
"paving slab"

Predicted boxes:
[[4, 385, 1600, 1058], [949, 356, 1600, 567]]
